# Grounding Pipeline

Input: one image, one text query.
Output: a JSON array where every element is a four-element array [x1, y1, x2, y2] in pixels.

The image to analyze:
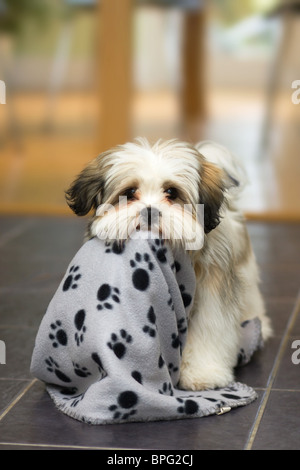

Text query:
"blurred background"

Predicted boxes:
[[0, 0, 299, 218]]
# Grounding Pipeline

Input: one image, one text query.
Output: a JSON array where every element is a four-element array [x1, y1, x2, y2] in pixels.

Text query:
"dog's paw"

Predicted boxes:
[[179, 363, 234, 391]]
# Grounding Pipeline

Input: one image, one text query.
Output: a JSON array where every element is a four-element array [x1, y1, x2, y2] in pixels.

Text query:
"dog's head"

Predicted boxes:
[[65, 138, 229, 248]]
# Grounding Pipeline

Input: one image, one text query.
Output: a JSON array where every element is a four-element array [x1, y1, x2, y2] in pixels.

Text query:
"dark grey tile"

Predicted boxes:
[[247, 222, 300, 267], [272, 336, 300, 390], [0, 380, 262, 450], [264, 298, 298, 336], [289, 299, 300, 337], [235, 336, 282, 389], [0, 380, 31, 415], [0, 216, 85, 290], [259, 266, 300, 299], [0, 290, 53, 329], [0, 216, 34, 238], [251, 390, 300, 450], [0, 328, 37, 380]]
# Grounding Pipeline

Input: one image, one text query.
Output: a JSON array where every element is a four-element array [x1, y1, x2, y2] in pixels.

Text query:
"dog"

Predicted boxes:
[[65, 138, 272, 390]]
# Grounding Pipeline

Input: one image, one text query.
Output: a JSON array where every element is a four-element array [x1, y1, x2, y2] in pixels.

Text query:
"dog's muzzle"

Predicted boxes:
[[139, 206, 161, 230]]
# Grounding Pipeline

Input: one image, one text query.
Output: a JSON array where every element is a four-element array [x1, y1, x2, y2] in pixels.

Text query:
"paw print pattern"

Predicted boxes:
[[176, 397, 199, 415], [130, 252, 154, 291], [179, 284, 192, 308], [168, 362, 179, 375], [45, 356, 71, 383], [151, 238, 167, 263], [177, 317, 187, 335], [74, 309, 86, 346], [107, 329, 132, 359], [159, 382, 174, 396], [67, 392, 85, 408], [108, 390, 138, 420], [49, 321, 68, 348], [167, 289, 174, 311], [105, 240, 126, 255], [171, 333, 180, 349], [171, 260, 181, 273], [62, 265, 81, 292], [72, 361, 91, 378], [97, 284, 120, 311], [91, 352, 107, 378], [158, 354, 165, 369], [131, 370, 143, 384], [142, 306, 156, 337]]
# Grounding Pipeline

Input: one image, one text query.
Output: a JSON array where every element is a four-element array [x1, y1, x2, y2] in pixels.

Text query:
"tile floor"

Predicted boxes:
[[0, 216, 299, 450]]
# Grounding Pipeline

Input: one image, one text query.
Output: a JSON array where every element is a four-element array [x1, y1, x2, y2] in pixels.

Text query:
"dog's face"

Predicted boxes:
[[66, 139, 227, 248]]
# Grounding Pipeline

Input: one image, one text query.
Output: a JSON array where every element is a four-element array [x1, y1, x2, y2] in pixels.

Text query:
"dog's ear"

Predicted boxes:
[[198, 160, 227, 234], [65, 158, 104, 216]]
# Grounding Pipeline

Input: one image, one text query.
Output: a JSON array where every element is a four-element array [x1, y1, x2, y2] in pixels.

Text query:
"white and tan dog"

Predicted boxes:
[[65, 138, 272, 390]]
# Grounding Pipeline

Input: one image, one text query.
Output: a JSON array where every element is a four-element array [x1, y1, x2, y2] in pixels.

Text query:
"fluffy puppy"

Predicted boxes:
[[65, 138, 272, 390]]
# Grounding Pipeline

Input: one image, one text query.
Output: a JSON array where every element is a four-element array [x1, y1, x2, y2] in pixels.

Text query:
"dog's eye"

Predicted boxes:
[[165, 187, 178, 200], [123, 187, 137, 200]]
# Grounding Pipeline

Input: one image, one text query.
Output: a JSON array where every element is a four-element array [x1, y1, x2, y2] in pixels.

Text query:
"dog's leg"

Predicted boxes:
[[179, 278, 241, 391], [239, 252, 273, 341]]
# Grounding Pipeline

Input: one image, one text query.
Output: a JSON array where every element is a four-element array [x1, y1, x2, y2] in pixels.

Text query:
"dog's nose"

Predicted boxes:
[[140, 207, 160, 228]]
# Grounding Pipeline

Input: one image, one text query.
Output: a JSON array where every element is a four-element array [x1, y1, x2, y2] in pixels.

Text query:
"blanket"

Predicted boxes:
[[30, 233, 261, 425]]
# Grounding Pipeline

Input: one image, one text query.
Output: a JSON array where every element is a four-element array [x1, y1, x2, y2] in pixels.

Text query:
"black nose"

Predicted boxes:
[[140, 207, 160, 227]]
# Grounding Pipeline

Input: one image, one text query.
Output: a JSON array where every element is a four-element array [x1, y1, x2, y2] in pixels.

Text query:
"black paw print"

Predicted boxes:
[[142, 306, 156, 337], [130, 252, 154, 291], [74, 309, 87, 346], [167, 289, 174, 311], [158, 354, 165, 369], [168, 362, 179, 375], [67, 392, 85, 408], [63, 265, 81, 292], [45, 356, 72, 383], [91, 352, 107, 378], [179, 284, 192, 308], [49, 320, 68, 348], [177, 317, 187, 335], [105, 240, 126, 255], [151, 238, 168, 263], [108, 390, 138, 420], [176, 397, 199, 415], [159, 382, 174, 396], [131, 370, 143, 384], [171, 260, 181, 273], [97, 284, 120, 311], [171, 333, 180, 349], [107, 329, 132, 359], [72, 361, 91, 378]]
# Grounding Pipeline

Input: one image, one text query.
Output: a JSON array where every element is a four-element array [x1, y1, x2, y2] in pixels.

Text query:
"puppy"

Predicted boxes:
[[65, 138, 272, 390]]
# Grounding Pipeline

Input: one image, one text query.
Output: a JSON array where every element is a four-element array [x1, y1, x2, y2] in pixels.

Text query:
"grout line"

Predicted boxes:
[[0, 442, 138, 450], [0, 379, 37, 423], [245, 292, 300, 450]]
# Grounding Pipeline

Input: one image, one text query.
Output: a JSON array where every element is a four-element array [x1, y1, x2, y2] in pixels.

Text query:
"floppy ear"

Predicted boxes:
[[198, 160, 226, 234], [65, 158, 104, 216]]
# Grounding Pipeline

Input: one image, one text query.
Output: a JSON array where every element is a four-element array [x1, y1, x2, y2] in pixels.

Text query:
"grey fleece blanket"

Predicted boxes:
[[31, 233, 261, 425]]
